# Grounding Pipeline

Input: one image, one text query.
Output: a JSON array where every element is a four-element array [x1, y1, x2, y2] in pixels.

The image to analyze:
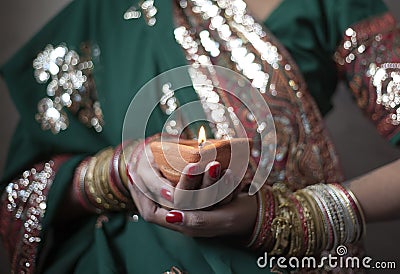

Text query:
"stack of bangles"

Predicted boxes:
[[72, 140, 143, 213], [246, 182, 366, 257], [73, 140, 365, 257], [72, 135, 160, 214]]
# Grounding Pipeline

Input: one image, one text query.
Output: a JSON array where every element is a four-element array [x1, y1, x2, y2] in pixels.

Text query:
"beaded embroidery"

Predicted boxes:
[[335, 12, 400, 140], [33, 43, 104, 134], [0, 158, 67, 274], [124, 0, 158, 26]]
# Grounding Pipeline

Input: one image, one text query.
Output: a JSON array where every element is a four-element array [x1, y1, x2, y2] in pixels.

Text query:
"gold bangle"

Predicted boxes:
[[119, 140, 140, 188], [92, 148, 112, 210], [84, 156, 104, 213], [96, 148, 121, 210], [96, 147, 131, 211], [270, 184, 291, 256]]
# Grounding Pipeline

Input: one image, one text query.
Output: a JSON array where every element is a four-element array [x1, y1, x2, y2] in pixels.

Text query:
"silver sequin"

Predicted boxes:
[[33, 44, 104, 134]]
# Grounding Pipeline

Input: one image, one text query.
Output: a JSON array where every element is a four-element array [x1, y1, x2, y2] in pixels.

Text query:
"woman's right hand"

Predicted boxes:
[[128, 144, 236, 211]]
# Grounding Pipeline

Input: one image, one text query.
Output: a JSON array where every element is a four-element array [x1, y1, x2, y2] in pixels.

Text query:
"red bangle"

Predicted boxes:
[[290, 194, 308, 255], [250, 186, 275, 252], [258, 187, 275, 251]]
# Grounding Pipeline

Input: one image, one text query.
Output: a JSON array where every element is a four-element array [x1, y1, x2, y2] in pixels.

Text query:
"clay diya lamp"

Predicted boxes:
[[150, 126, 252, 185]]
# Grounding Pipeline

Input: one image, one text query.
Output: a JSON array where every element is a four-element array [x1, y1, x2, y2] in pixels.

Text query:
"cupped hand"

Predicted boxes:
[[127, 142, 258, 238], [129, 143, 240, 209], [129, 179, 258, 238]]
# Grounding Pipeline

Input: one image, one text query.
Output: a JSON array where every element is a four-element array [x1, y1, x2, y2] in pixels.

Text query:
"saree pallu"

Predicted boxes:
[[1, 0, 398, 273]]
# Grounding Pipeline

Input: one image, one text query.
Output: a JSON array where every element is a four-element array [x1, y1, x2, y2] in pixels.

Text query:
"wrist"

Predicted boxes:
[[72, 145, 138, 213]]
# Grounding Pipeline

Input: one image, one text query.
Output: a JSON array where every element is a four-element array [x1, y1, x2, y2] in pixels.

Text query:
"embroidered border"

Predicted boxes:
[[0, 156, 68, 274], [335, 12, 400, 140]]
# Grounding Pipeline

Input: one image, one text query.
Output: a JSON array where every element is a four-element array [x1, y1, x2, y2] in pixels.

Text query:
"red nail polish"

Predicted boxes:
[[166, 211, 183, 223], [187, 165, 198, 179], [208, 163, 221, 179], [161, 188, 172, 202], [126, 165, 134, 185]]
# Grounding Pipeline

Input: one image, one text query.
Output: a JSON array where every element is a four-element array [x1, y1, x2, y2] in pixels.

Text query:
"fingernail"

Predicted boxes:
[[166, 210, 183, 223], [161, 188, 172, 202], [208, 163, 221, 179], [187, 165, 199, 179]]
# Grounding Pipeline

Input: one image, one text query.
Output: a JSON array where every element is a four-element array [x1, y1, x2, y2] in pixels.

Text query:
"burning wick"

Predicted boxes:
[[198, 126, 206, 149]]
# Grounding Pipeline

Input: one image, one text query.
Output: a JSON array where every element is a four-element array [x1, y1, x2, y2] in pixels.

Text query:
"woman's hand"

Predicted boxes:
[[128, 143, 257, 238], [129, 144, 239, 209], [129, 179, 257, 238], [164, 192, 258, 238]]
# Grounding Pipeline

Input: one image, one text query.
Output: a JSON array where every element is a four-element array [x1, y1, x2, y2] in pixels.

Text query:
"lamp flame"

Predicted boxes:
[[198, 126, 206, 147]]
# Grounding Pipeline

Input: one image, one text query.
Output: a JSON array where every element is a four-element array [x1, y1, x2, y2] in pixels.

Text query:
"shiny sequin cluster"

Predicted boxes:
[[335, 12, 400, 139], [370, 63, 400, 124], [33, 44, 104, 134], [174, 29, 236, 139], [174, 0, 343, 189], [124, 0, 158, 26], [1, 161, 56, 274], [176, 0, 280, 93], [160, 82, 178, 115], [159, 82, 184, 136]]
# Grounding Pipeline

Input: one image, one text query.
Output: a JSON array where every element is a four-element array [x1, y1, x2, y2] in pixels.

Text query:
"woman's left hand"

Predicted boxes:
[[129, 178, 258, 238]]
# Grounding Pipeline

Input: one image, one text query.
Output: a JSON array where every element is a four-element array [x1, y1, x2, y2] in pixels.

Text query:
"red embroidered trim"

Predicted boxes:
[[0, 156, 69, 274], [335, 12, 400, 141]]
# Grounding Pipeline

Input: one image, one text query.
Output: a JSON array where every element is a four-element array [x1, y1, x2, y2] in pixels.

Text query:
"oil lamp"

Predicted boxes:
[[150, 126, 251, 185]]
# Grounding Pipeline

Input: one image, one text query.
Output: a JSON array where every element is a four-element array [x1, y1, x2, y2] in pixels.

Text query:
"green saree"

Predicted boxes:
[[1, 0, 397, 273]]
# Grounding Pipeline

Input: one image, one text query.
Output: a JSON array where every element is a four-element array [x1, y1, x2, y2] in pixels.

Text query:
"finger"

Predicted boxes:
[[200, 161, 221, 189], [192, 169, 234, 209], [216, 169, 239, 206], [128, 181, 171, 223], [173, 163, 203, 208], [176, 163, 203, 190], [139, 170, 175, 205], [144, 209, 216, 237], [134, 146, 175, 205], [213, 169, 235, 205], [127, 179, 148, 214], [140, 145, 163, 177], [188, 161, 221, 209], [164, 193, 258, 237]]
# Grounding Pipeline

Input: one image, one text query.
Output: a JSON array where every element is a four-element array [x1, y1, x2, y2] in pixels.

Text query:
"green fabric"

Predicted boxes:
[[0, 0, 390, 273]]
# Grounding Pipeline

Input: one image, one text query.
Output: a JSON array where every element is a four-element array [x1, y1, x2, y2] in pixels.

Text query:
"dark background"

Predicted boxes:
[[0, 0, 399, 273]]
